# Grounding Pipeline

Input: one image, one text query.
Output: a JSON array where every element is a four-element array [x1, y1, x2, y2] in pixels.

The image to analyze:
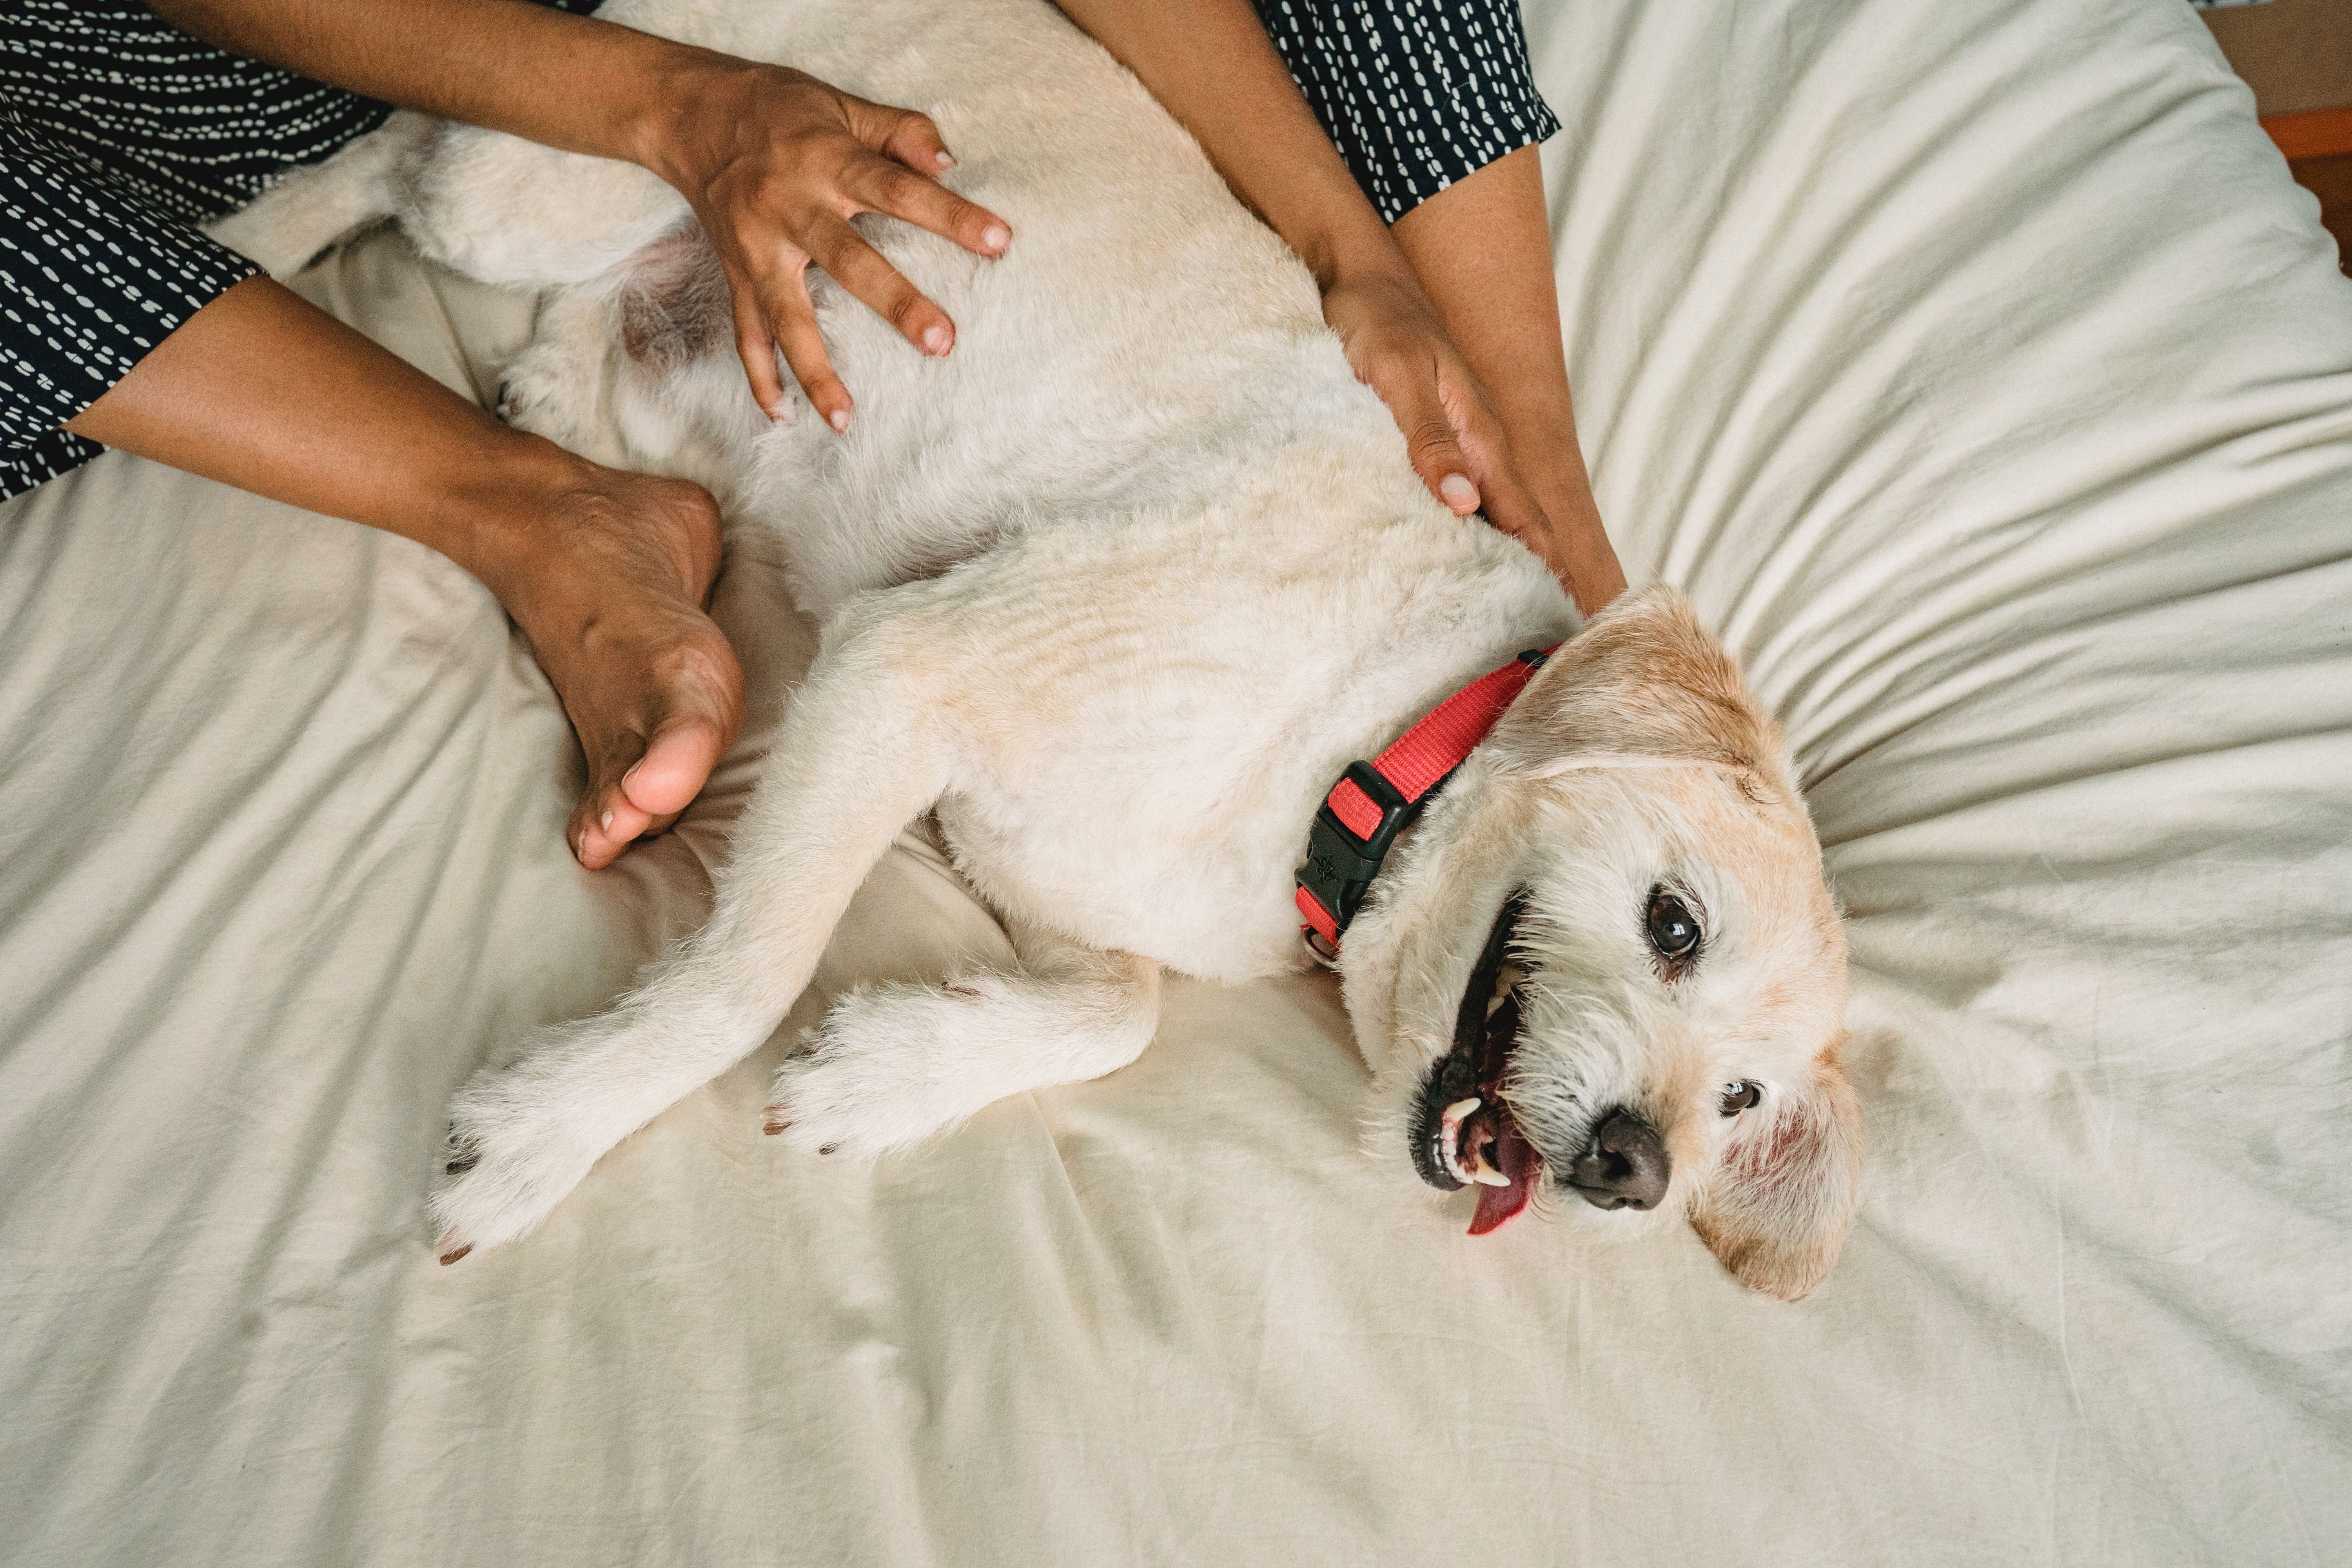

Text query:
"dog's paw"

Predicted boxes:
[[428, 1058, 609, 1263], [492, 292, 617, 452], [493, 352, 597, 451], [762, 979, 1025, 1161]]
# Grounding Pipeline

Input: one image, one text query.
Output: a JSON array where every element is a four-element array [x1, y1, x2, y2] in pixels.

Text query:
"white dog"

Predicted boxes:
[[241, 0, 1859, 1298]]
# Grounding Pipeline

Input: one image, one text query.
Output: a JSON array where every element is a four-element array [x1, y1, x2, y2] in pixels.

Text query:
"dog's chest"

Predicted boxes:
[[909, 528, 1577, 982]]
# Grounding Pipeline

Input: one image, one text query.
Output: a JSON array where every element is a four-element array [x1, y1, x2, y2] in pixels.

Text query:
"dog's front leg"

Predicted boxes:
[[430, 625, 955, 1260], [764, 922, 1163, 1160]]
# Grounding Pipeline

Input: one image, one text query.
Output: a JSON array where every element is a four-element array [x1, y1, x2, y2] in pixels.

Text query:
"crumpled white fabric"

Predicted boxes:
[[0, 2, 2345, 1563]]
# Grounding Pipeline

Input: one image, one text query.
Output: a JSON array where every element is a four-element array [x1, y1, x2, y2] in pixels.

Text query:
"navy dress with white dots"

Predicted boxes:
[[0, 0, 1558, 501]]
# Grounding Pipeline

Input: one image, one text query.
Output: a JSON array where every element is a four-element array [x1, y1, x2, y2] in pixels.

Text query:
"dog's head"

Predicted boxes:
[[1341, 586, 1857, 1301]]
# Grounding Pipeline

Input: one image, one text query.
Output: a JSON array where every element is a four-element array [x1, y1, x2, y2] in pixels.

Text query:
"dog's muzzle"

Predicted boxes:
[[1410, 892, 1542, 1235]]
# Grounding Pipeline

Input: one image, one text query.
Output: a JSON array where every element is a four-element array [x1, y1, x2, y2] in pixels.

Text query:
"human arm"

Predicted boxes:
[[1394, 148, 1626, 613], [1050, 0, 1624, 612], [66, 273, 742, 870], [145, 0, 1013, 430]]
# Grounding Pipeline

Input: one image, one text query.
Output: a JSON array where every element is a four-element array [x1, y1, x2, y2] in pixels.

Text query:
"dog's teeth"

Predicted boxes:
[[1439, 1096, 1482, 1184], [1467, 1150, 1511, 1187], [1486, 961, 1526, 1018]]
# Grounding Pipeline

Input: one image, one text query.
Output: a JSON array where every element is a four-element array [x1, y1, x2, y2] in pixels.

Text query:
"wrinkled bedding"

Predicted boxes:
[[2, 1, 2348, 1563]]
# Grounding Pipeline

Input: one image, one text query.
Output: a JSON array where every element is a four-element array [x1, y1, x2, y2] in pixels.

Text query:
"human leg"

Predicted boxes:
[[67, 274, 744, 868]]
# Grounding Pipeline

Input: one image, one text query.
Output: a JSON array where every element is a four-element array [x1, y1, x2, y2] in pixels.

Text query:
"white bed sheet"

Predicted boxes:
[[2, 1, 2348, 1563]]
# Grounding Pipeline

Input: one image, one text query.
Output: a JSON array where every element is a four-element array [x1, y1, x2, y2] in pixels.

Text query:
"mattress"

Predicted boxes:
[[3, 0, 2347, 1562]]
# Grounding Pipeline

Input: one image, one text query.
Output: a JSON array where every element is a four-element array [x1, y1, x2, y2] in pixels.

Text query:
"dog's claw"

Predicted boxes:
[[439, 1245, 472, 1266]]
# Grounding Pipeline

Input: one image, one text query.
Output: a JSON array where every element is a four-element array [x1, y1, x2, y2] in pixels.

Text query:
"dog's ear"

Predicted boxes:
[[1497, 584, 1788, 793], [1688, 1038, 1864, 1301]]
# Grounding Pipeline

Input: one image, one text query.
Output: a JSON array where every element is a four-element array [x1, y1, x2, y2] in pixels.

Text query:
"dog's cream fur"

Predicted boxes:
[[247, 0, 1858, 1297]]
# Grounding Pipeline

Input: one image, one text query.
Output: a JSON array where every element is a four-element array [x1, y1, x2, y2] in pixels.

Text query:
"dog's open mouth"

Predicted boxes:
[[1412, 893, 1540, 1236]]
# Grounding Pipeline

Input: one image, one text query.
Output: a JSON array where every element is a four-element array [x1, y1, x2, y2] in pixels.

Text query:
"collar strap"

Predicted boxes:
[[1295, 647, 1555, 962]]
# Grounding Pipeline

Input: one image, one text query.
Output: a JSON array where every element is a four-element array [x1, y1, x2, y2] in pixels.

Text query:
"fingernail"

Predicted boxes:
[[599, 810, 613, 833], [829, 408, 851, 434], [1439, 473, 1478, 511], [982, 224, 1009, 253], [935, 150, 955, 171], [921, 323, 951, 356]]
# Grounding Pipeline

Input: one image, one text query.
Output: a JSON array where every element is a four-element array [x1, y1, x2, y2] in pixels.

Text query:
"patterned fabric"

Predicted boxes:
[[0, 0, 593, 501], [0, 104, 259, 499], [1252, 0, 1561, 225]]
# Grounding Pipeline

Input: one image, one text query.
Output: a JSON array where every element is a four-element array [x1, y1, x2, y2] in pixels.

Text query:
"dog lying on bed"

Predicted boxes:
[[247, 0, 1859, 1298]]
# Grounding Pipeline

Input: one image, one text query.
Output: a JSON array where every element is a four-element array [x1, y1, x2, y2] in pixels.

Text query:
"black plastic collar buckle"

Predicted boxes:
[[1298, 761, 1423, 945]]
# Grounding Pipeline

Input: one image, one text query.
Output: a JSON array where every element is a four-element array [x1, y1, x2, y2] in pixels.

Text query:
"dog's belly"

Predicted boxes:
[[573, 0, 1345, 621]]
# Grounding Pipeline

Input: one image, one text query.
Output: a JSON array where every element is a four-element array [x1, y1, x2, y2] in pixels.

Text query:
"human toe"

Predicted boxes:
[[569, 637, 742, 869]]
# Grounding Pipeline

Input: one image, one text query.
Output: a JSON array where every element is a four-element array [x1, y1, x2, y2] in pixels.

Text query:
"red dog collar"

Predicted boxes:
[[1294, 647, 1555, 962]]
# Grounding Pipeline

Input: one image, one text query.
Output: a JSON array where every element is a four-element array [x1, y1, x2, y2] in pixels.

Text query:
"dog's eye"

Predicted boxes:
[[1645, 889, 1701, 963], [1719, 1081, 1762, 1116]]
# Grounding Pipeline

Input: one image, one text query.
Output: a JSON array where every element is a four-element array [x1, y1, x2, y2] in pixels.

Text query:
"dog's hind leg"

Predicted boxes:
[[763, 923, 1164, 1160], [402, 122, 689, 289], [201, 111, 437, 278], [429, 622, 956, 1259], [492, 285, 628, 463]]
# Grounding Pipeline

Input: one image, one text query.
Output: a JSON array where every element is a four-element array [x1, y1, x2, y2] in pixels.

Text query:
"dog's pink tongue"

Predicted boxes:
[[1467, 1120, 1539, 1236]]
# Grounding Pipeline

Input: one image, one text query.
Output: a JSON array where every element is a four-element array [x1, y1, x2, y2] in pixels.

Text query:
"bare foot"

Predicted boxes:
[[470, 460, 745, 869]]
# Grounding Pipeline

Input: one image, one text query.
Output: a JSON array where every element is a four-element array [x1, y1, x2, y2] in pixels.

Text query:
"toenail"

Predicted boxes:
[[600, 810, 613, 833]]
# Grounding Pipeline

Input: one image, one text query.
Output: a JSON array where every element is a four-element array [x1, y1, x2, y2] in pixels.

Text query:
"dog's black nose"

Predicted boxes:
[[1569, 1109, 1670, 1210]]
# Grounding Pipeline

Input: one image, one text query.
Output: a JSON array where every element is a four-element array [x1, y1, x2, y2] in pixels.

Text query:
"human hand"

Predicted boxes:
[[1318, 265, 1569, 575], [642, 61, 1013, 430]]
